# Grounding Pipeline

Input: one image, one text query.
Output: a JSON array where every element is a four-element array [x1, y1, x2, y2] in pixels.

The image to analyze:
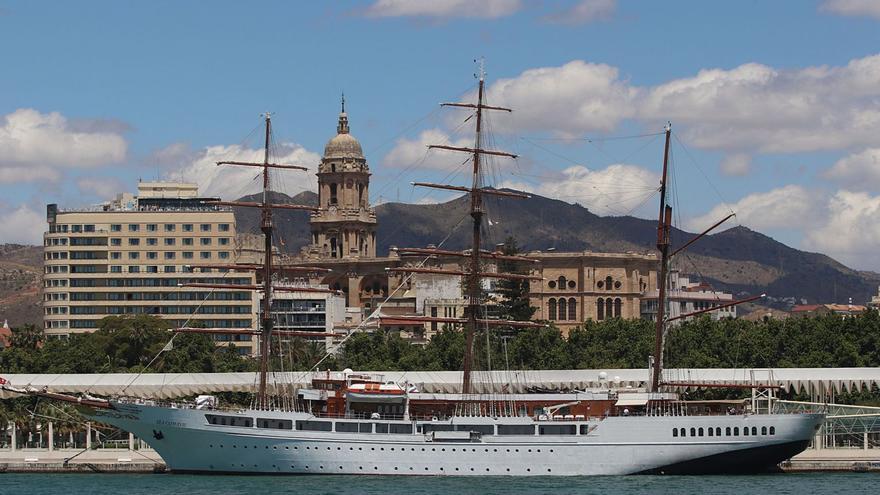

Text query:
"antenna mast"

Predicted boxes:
[[651, 123, 672, 393]]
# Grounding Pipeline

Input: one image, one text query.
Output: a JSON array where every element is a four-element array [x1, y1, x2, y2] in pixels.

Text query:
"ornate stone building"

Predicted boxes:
[[307, 102, 377, 260], [528, 251, 659, 336], [290, 105, 668, 339]]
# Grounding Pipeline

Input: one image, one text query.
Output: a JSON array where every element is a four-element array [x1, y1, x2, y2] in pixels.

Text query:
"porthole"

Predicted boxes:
[[597, 281, 604, 288], [549, 281, 557, 289], [394, 467, 398, 471], [614, 281, 621, 289], [568, 280, 576, 289]]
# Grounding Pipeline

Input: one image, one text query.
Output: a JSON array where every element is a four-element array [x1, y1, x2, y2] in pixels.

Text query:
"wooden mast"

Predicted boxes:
[[463, 67, 486, 396], [396, 60, 524, 395], [175, 113, 333, 410], [258, 114, 274, 409], [651, 123, 672, 393]]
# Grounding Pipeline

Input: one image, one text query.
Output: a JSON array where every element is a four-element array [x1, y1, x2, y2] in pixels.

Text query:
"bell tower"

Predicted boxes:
[[309, 96, 378, 259]]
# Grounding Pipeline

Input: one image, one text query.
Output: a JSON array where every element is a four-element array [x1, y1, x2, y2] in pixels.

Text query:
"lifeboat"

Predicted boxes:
[[345, 382, 408, 403]]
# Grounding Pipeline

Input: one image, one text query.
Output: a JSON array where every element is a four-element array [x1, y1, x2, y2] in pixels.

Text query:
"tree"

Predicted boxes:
[[10, 324, 43, 350], [494, 236, 537, 323]]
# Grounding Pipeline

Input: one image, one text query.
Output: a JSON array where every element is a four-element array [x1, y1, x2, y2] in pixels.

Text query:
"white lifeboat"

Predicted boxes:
[[346, 382, 408, 403]]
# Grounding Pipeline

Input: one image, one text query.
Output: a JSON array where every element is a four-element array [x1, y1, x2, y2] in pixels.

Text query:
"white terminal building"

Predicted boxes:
[[43, 181, 258, 354]]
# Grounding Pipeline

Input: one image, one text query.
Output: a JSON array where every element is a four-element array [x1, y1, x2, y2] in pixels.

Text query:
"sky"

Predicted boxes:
[[2, 0, 880, 270]]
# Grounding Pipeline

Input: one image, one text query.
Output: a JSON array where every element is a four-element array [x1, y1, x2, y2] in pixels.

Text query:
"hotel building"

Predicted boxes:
[[43, 181, 258, 353]]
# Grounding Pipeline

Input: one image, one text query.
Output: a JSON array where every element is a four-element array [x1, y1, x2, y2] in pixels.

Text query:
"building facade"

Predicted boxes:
[[528, 251, 658, 335], [43, 182, 258, 353], [306, 104, 377, 260], [640, 270, 736, 325]]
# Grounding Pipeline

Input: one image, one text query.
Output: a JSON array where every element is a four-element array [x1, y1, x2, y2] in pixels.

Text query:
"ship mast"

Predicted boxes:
[[651, 123, 672, 393], [173, 113, 335, 410], [386, 60, 543, 396]]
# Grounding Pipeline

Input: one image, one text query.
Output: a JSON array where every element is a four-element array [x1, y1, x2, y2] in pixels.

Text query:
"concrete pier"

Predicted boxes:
[[0, 447, 165, 473]]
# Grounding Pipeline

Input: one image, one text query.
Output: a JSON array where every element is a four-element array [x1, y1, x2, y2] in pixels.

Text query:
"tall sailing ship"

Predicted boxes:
[[9, 63, 824, 475]]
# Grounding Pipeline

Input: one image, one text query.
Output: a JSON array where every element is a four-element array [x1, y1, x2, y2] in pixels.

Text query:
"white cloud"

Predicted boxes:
[[461, 53, 880, 153], [804, 190, 880, 269], [821, 0, 880, 19], [502, 163, 659, 216], [641, 55, 880, 152], [76, 177, 126, 200], [823, 148, 880, 190], [364, 0, 522, 18], [382, 129, 474, 171], [0, 109, 127, 183], [171, 142, 321, 200], [544, 0, 615, 24], [719, 153, 751, 177], [0, 165, 61, 184], [483, 60, 639, 135], [687, 185, 815, 232], [0, 204, 44, 245]]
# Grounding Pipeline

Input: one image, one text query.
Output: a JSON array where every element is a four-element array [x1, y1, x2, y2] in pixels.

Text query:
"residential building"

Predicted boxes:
[[43, 181, 258, 354], [868, 287, 880, 310], [265, 284, 346, 349], [640, 270, 736, 325], [790, 303, 868, 318]]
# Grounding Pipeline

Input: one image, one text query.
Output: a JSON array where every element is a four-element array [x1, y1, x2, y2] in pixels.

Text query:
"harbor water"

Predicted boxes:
[[0, 473, 876, 495]]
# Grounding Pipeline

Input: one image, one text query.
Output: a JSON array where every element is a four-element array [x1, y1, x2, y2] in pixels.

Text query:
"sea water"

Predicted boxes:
[[0, 473, 875, 495]]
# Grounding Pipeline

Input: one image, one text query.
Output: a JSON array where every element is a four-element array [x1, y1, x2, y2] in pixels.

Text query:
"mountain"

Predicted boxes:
[[235, 190, 880, 307], [0, 244, 44, 327], [5, 189, 876, 328]]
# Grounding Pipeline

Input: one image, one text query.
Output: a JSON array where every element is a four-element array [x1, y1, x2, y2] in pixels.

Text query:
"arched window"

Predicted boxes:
[[690, 427, 696, 437], [698, 427, 704, 437], [548, 299, 557, 320], [743, 427, 749, 436], [769, 426, 775, 435], [680, 428, 686, 437], [614, 298, 622, 318], [726, 427, 731, 436], [568, 298, 577, 320], [605, 298, 613, 319], [672, 429, 678, 437], [605, 276, 613, 291], [733, 427, 739, 435], [708, 428, 714, 437], [330, 237, 338, 258], [558, 298, 567, 321], [751, 427, 757, 436], [558, 276, 566, 289], [597, 298, 604, 321], [716, 427, 722, 437], [329, 183, 338, 205], [761, 426, 767, 435]]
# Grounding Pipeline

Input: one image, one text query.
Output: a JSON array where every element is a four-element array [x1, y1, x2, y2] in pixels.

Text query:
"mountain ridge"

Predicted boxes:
[[233, 190, 880, 307]]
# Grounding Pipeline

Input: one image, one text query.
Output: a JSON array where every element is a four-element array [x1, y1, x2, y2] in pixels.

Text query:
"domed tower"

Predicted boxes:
[[309, 97, 378, 259]]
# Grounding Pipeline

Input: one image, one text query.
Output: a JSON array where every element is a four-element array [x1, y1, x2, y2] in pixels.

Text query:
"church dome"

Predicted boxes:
[[323, 111, 364, 159]]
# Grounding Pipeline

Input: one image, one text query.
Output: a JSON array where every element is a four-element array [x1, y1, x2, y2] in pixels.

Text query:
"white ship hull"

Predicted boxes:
[[82, 402, 823, 475]]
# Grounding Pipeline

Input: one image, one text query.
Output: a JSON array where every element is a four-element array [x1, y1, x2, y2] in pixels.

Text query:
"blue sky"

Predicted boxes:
[[2, 0, 880, 270]]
